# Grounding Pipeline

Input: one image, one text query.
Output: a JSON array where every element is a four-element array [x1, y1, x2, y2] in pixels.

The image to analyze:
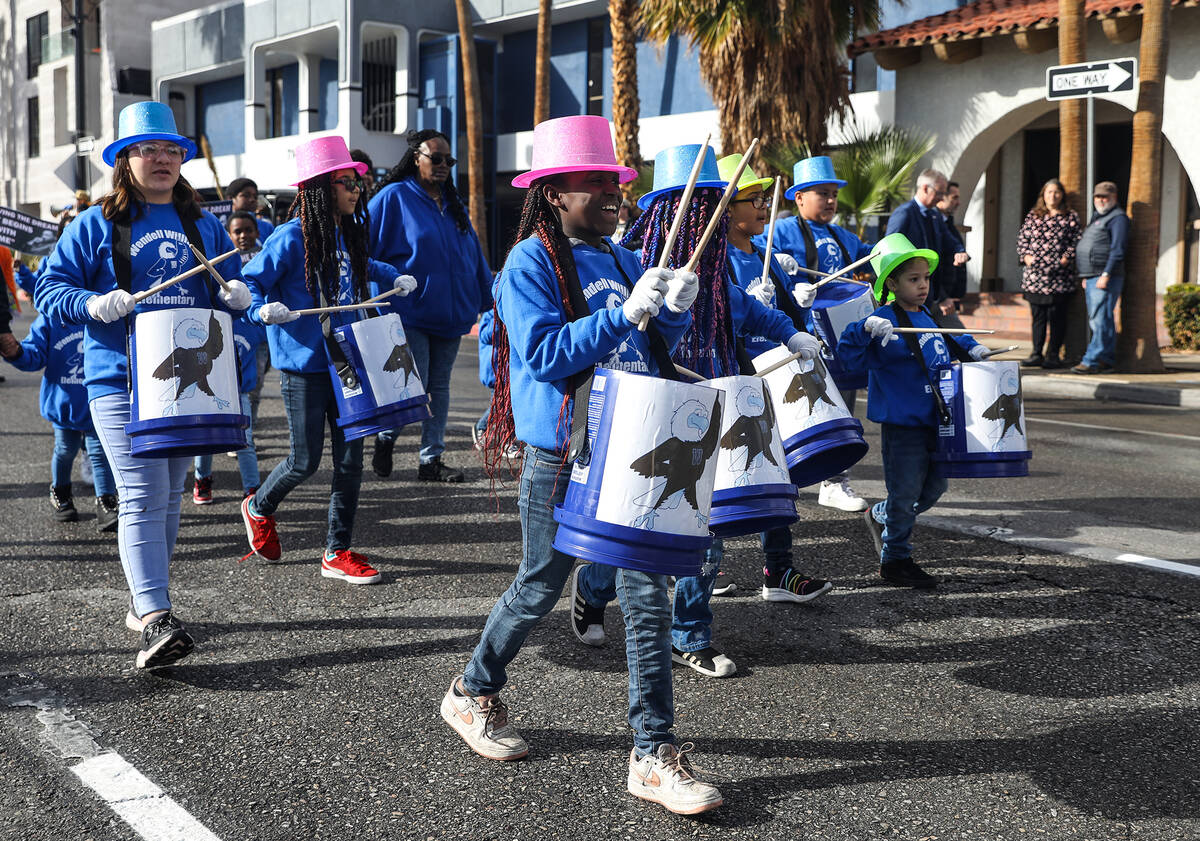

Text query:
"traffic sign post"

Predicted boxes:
[[1045, 58, 1137, 200]]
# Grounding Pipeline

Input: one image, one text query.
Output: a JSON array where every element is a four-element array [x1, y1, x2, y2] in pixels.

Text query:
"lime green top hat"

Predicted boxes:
[[716, 154, 773, 198], [869, 232, 939, 302]]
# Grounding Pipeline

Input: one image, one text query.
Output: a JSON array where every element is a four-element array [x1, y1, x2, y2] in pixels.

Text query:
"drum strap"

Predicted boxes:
[[890, 303, 971, 425], [723, 256, 771, 376], [316, 283, 360, 394], [799, 218, 852, 273]]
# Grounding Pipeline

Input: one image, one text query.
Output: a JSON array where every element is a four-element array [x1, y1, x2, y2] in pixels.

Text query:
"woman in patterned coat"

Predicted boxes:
[[1016, 179, 1081, 368]]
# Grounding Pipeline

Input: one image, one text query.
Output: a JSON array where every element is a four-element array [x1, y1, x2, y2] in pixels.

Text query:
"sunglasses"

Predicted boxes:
[[127, 142, 185, 161], [331, 176, 364, 192], [733, 194, 772, 209], [419, 151, 457, 167]]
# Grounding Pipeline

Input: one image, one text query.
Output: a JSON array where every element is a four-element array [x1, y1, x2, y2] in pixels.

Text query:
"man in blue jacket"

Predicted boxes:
[[1073, 181, 1129, 374], [886, 169, 967, 327]]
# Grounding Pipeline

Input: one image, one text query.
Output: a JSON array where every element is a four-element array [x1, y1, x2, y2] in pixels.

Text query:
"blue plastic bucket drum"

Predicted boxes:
[[810, 280, 875, 391], [553, 368, 723, 577], [752, 346, 869, 487], [703, 374, 798, 538], [934, 360, 1031, 478], [328, 312, 432, 442], [127, 307, 248, 458]]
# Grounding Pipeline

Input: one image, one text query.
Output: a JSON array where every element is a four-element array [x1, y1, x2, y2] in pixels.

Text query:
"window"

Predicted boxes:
[[27, 97, 40, 158], [26, 13, 48, 79], [362, 36, 396, 132], [266, 64, 298, 138], [585, 17, 606, 116]]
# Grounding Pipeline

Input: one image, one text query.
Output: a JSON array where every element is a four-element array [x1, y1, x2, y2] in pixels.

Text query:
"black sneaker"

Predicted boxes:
[[136, 612, 195, 669], [879, 558, 938, 589], [671, 645, 736, 678], [569, 564, 605, 646], [762, 568, 833, 603], [1041, 354, 1065, 370], [418, 457, 464, 483], [50, 485, 78, 522], [711, 570, 737, 596], [372, 435, 394, 478], [95, 494, 119, 533], [1020, 354, 1044, 367], [863, 507, 884, 560]]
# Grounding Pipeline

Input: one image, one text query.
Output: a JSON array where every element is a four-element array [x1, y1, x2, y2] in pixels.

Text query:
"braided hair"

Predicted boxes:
[[286, 172, 372, 306], [378, 129, 472, 234], [481, 178, 580, 479], [621, 188, 737, 377]]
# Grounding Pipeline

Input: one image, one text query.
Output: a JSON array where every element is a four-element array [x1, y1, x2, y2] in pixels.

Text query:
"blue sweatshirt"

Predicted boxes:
[[838, 305, 980, 428], [5, 314, 92, 431], [232, 315, 266, 393], [15, 262, 37, 297], [755, 217, 873, 276], [368, 177, 493, 338], [256, 217, 275, 245], [477, 308, 496, 389], [243, 218, 399, 374], [498, 236, 691, 452], [34, 202, 243, 401], [725, 245, 800, 357]]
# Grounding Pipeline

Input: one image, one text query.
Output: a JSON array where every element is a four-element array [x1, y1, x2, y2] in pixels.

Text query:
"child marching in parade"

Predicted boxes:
[[240, 136, 415, 584], [35, 101, 251, 668], [442, 116, 725, 815], [838, 233, 988, 588]]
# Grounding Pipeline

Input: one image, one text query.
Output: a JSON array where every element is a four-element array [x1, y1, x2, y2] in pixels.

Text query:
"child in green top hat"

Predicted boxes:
[[837, 233, 988, 588]]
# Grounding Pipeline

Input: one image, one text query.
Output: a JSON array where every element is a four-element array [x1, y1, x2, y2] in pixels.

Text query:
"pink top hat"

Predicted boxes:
[[292, 135, 368, 186], [511, 115, 638, 188]]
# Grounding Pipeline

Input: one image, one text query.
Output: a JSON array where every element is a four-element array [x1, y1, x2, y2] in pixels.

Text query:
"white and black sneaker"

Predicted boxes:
[[136, 612, 195, 670], [569, 564, 606, 646], [711, 571, 737, 596], [672, 645, 736, 678]]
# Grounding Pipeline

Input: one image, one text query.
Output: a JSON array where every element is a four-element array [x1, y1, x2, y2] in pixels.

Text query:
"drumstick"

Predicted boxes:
[[187, 244, 234, 293], [757, 179, 784, 288], [892, 327, 993, 335], [637, 132, 712, 333], [791, 265, 831, 278], [362, 285, 406, 305], [753, 349, 813, 379], [132, 247, 240, 303], [682, 137, 759, 275], [289, 302, 389, 316], [981, 344, 1020, 358], [813, 253, 875, 287], [673, 363, 705, 382]]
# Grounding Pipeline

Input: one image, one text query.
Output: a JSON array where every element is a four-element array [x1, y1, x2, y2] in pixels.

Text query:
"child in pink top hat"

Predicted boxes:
[[238, 135, 417, 583], [440, 115, 724, 815]]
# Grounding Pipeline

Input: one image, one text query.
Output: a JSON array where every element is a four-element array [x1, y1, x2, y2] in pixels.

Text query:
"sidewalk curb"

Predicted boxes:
[[1022, 374, 1200, 408]]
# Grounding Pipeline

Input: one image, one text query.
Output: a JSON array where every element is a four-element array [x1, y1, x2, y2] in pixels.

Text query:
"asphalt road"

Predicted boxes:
[[1, 316, 1197, 841]]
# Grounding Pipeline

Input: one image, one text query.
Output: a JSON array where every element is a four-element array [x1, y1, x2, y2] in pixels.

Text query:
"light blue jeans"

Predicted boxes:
[[463, 445, 676, 755], [377, 328, 459, 464], [1080, 275, 1124, 368], [90, 392, 189, 618], [52, 425, 117, 496], [194, 393, 260, 492], [870, 423, 948, 563]]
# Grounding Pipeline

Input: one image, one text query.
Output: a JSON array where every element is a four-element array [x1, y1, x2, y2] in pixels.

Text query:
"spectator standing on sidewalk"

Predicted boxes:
[[1073, 181, 1129, 374], [1016, 179, 1081, 370], [886, 169, 968, 328], [934, 181, 968, 328]]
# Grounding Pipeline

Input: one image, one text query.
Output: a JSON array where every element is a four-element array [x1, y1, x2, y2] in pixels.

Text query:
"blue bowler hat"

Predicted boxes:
[[637, 144, 728, 211], [784, 155, 847, 200], [102, 101, 198, 167]]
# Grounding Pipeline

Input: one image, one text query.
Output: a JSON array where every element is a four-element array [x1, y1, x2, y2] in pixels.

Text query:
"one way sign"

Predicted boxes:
[[1046, 59, 1137, 100]]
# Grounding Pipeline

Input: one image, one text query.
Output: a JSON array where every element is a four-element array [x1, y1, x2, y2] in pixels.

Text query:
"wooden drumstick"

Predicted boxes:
[[757, 179, 784, 288], [187, 244, 234, 293], [681, 137, 759, 275], [753, 348, 816, 379], [132, 247, 239, 303], [289, 302, 390, 317], [673, 363, 705, 382], [361, 285, 407, 305], [638, 132, 712, 333], [892, 327, 993, 335], [812, 252, 875, 287], [981, 344, 1020, 357]]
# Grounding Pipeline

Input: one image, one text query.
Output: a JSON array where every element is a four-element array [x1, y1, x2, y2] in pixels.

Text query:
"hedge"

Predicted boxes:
[[1164, 283, 1200, 350]]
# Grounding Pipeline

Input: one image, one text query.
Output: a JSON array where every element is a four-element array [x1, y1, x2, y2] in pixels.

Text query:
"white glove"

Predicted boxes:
[[393, 274, 418, 296], [259, 301, 300, 324], [664, 269, 698, 314], [748, 281, 775, 307], [969, 344, 989, 361], [623, 267, 669, 324], [774, 253, 800, 276], [792, 282, 817, 308], [86, 289, 136, 323], [864, 315, 897, 346], [218, 279, 252, 311], [785, 331, 821, 360]]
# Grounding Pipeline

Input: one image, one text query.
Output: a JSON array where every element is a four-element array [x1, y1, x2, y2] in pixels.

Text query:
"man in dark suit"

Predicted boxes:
[[886, 168, 968, 327]]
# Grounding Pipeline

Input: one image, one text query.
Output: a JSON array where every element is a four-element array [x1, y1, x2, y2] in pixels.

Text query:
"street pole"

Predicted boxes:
[[1085, 93, 1095, 196], [73, 0, 87, 191]]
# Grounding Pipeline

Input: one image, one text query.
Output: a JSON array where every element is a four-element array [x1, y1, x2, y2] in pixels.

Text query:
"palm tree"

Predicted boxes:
[[534, 0, 552, 125], [453, 0, 488, 253], [1058, 0, 1088, 363], [1118, 0, 1169, 372], [638, 0, 880, 156], [609, 0, 643, 202]]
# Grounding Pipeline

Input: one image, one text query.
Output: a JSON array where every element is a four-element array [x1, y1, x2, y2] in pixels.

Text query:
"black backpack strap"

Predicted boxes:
[[724, 255, 773, 375], [179, 210, 222, 304], [891, 303, 952, 425]]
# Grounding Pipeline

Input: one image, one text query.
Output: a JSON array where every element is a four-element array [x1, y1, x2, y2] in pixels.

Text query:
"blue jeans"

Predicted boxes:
[[52, 425, 116, 496], [377, 328, 459, 464], [870, 424, 948, 563], [248, 344, 272, 425], [1080, 275, 1124, 368], [254, 371, 363, 553], [761, 526, 793, 577], [194, 393, 260, 492], [464, 445, 676, 755], [90, 393, 190, 617]]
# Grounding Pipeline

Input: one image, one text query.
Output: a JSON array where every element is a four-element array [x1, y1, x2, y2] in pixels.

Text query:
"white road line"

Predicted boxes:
[[1026, 415, 1200, 442]]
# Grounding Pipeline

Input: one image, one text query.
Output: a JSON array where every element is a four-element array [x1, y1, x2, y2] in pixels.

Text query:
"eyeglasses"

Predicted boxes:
[[733, 194, 772, 209], [419, 151, 457, 167], [127, 142, 185, 161], [331, 176, 364, 192]]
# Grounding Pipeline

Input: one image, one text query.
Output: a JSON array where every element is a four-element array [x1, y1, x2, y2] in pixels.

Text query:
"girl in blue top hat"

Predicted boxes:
[[574, 143, 820, 682], [35, 100, 251, 670], [442, 115, 725, 816]]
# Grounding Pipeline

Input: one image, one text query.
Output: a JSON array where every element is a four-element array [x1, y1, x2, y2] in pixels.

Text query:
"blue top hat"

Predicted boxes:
[[784, 155, 847, 200], [637, 144, 728, 211], [102, 101, 198, 167]]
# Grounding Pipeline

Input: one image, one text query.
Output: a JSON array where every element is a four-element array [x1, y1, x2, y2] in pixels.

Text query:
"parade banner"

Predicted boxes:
[[0, 206, 61, 256], [201, 199, 233, 225]]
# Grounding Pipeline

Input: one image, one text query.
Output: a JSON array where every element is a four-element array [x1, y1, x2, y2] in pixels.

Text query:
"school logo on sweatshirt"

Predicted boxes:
[[814, 231, 845, 275], [131, 232, 198, 306], [584, 276, 648, 372], [53, 330, 85, 386]]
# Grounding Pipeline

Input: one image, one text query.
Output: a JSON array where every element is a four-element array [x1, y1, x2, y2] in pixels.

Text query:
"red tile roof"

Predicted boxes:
[[849, 0, 1198, 57]]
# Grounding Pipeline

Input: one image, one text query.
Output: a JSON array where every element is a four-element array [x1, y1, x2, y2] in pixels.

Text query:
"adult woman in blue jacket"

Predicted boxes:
[[368, 130, 494, 483], [34, 101, 251, 670]]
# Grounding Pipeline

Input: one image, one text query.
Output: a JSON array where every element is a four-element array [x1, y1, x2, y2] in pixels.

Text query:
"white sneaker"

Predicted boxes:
[[440, 676, 529, 761], [627, 743, 724, 815], [818, 477, 868, 512]]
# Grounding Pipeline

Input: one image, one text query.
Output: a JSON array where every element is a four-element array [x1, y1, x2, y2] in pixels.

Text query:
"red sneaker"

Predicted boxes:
[[192, 476, 214, 505], [240, 495, 281, 562], [321, 550, 381, 585]]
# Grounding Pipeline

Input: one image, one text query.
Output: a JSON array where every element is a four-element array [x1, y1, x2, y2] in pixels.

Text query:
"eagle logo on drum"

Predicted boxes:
[[720, 385, 783, 486], [152, 312, 230, 413], [629, 397, 721, 531], [382, 321, 418, 397], [982, 371, 1024, 449], [783, 360, 837, 417]]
